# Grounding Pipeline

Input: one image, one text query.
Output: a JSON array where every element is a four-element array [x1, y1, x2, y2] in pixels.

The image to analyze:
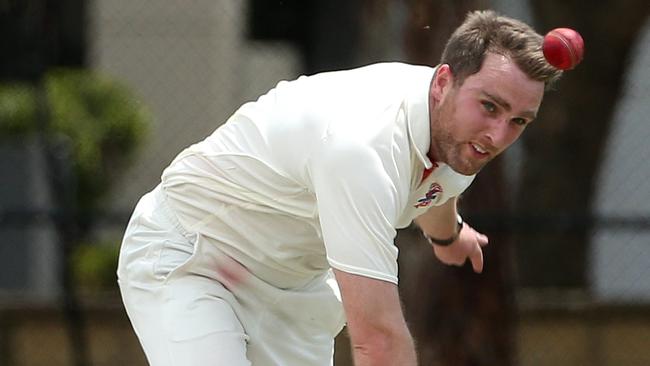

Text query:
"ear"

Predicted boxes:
[[431, 64, 454, 102]]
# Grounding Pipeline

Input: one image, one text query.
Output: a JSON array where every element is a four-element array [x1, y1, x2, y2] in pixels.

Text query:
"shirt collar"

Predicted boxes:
[[406, 65, 437, 170]]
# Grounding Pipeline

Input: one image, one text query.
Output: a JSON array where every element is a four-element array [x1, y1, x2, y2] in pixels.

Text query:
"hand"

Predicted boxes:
[[432, 223, 489, 273]]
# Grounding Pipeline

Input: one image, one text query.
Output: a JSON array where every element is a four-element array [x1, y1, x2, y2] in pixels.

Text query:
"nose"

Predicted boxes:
[[484, 118, 513, 150]]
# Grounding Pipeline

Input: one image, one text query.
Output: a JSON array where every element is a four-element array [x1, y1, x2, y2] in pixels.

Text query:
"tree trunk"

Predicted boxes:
[[399, 158, 516, 366], [400, 1, 516, 365], [518, 0, 649, 287]]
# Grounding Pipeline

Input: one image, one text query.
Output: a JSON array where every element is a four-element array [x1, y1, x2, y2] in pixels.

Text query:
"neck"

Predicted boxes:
[[427, 90, 441, 164]]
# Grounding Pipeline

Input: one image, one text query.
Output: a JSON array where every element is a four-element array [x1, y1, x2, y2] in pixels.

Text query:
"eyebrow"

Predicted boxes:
[[482, 91, 537, 120]]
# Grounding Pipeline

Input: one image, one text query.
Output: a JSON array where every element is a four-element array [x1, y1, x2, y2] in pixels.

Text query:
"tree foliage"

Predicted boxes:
[[0, 69, 150, 211]]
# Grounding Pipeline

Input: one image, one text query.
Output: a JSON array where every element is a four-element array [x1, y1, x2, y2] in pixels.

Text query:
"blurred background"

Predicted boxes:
[[0, 0, 649, 365]]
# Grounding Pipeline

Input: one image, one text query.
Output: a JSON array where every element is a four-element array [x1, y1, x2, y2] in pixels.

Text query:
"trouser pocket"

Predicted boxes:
[[153, 236, 196, 281], [118, 186, 198, 287]]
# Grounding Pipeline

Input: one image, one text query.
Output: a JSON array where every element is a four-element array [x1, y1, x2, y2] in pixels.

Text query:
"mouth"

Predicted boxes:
[[469, 142, 490, 157]]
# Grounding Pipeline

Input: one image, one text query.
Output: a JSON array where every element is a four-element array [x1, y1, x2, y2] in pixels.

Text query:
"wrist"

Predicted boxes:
[[425, 213, 463, 246]]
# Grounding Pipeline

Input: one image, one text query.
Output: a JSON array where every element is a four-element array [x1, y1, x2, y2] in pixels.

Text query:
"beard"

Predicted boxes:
[[430, 129, 486, 175], [429, 96, 489, 176]]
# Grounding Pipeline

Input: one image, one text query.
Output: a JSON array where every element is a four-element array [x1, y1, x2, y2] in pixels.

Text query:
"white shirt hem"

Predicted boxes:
[[327, 257, 398, 285]]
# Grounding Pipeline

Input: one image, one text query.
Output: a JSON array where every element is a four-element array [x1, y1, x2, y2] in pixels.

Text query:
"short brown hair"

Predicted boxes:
[[441, 10, 562, 90]]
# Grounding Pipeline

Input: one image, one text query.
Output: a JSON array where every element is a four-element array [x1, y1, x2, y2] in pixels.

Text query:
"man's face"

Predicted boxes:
[[430, 53, 545, 175]]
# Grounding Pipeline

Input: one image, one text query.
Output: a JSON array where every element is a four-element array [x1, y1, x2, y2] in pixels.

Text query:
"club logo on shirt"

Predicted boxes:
[[414, 183, 442, 208]]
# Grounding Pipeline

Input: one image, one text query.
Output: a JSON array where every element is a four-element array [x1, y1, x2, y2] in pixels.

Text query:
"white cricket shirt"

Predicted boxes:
[[161, 63, 475, 287]]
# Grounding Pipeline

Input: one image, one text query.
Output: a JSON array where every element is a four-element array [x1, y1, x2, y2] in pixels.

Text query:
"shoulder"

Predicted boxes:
[[352, 62, 433, 73], [300, 62, 434, 84]]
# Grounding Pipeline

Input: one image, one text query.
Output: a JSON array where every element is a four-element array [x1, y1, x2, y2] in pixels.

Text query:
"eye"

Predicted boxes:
[[511, 117, 528, 126], [481, 101, 496, 113]]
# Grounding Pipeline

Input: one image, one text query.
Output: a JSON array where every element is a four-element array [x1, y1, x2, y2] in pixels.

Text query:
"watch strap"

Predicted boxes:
[[425, 214, 463, 246]]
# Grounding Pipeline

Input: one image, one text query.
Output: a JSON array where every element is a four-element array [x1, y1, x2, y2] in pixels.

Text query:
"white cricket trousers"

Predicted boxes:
[[117, 186, 345, 365]]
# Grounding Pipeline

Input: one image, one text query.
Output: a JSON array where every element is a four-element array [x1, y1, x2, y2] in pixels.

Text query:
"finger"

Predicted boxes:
[[477, 233, 489, 247], [469, 244, 484, 273]]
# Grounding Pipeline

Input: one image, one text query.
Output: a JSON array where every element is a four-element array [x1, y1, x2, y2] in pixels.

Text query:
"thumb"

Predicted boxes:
[[469, 244, 484, 274], [477, 233, 489, 247]]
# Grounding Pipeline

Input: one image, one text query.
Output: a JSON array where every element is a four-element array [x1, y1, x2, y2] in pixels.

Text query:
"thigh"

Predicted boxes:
[[244, 272, 344, 366], [118, 188, 251, 365], [120, 274, 251, 366]]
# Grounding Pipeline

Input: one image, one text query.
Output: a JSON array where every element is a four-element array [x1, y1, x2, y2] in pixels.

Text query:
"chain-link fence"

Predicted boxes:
[[1, 1, 649, 365]]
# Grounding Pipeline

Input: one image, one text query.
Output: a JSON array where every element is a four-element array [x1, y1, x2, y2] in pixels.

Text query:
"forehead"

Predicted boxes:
[[460, 53, 545, 111]]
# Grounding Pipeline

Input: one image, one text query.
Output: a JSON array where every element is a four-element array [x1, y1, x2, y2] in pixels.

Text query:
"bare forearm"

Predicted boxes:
[[415, 197, 458, 238], [349, 322, 417, 366], [334, 270, 418, 366], [350, 326, 418, 366]]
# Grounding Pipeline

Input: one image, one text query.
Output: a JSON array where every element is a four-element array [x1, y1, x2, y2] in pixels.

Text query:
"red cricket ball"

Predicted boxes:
[[542, 28, 585, 70]]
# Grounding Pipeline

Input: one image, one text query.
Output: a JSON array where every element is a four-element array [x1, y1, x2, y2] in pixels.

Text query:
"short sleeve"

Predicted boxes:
[[308, 137, 401, 284]]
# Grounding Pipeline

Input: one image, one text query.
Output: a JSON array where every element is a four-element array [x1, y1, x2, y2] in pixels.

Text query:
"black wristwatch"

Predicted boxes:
[[425, 214, 463, 246]]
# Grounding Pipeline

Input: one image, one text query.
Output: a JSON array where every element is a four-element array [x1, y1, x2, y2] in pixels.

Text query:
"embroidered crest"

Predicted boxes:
[[414, 182, 442, 208]]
